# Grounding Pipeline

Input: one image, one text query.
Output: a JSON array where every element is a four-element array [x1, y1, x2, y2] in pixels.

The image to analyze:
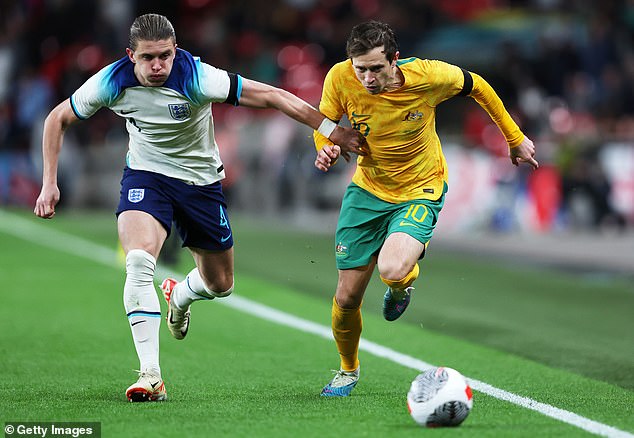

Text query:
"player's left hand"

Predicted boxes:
[[510, 136, 539, 170], [315, 145, 341, 172], [329, 126, 368, 161]]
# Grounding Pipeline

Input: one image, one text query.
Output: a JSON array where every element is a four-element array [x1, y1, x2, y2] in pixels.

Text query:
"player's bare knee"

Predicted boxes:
[[378, 260, 413, 284], [380, 263, 419, 290], [335, 287, 364, 309], [335, 294, 362, 309]]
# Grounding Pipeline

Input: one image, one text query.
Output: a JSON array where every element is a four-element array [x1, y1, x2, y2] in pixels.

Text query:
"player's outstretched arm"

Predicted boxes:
[[315, 145, 341, 172], [510, 136, 539, 170], [34, 99, 79, 219], [238, 78, 366, 160], [467, 72, 538, 170]]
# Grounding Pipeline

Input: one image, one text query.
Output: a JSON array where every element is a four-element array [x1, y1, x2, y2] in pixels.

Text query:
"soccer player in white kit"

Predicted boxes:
[[33, 13, 366, 402]]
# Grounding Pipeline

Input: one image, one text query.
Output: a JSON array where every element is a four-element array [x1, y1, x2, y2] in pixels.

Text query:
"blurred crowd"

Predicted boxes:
[[0, 0, 632, 232]]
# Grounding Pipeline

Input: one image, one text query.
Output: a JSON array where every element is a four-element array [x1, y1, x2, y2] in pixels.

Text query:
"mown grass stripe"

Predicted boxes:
[[1, 208, 631, 438]]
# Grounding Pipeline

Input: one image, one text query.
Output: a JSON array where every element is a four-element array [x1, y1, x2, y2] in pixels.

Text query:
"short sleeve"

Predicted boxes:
[[423, 60, 467, 107], [70, 64, 120, 119], [195, 61, 234, 104], [319, 66, 345, 122]]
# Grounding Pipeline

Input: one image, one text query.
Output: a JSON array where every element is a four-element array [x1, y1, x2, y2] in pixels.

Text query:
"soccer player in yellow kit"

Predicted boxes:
[[314, 21, 539, 397]]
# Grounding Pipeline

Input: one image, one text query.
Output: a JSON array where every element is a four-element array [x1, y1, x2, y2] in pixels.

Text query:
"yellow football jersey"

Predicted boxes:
[[314, 57, 524, 203]]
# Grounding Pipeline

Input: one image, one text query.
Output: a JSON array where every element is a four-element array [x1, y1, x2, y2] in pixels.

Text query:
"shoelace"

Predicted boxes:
[[330, 369, 358, 386], [132, 369, 160, 379], [390, 287, 413, 301]]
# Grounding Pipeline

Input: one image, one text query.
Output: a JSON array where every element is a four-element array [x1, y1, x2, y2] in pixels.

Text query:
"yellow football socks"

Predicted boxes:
[[331, 296, 362, 372], [380, 263, 419, 291]]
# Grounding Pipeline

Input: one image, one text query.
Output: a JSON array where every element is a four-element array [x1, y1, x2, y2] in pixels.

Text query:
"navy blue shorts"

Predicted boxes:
[[116, 167, 233, 251]]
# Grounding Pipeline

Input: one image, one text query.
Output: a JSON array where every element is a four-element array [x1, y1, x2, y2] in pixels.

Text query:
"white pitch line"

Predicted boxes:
[[1, 209, 632, 438]]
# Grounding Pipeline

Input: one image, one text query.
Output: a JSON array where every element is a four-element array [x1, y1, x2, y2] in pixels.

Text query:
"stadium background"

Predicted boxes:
[[1, 0, 633, 240], [0, 2, 633, 436]]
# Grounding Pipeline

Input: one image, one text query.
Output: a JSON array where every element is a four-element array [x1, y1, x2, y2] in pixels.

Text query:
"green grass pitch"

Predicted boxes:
[[0, 209, 632, 437]]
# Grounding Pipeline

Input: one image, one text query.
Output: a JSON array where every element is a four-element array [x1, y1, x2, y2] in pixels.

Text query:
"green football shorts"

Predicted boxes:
[[334, 182, 447, 270]]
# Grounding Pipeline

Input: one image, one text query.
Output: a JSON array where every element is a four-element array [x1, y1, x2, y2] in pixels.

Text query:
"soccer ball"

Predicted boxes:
[[407, 366, 473, 427]]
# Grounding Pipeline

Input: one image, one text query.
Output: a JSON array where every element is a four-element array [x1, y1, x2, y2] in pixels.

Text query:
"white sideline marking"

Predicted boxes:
[[1, 209, 632, 438]]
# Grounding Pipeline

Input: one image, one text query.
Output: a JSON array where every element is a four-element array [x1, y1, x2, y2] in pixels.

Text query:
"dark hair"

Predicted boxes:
[[346, 21, 399, 61], [129, 13, 176, 50]]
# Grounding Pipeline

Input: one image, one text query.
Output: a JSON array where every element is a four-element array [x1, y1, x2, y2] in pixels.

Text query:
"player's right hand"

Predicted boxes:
[[315, 145, 341, 172], [34, 184, 60, 219]]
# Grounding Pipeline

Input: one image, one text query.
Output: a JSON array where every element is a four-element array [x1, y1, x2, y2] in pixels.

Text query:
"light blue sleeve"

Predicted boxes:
[[70, 63, 121, 119], [195, 59, 232, 104]]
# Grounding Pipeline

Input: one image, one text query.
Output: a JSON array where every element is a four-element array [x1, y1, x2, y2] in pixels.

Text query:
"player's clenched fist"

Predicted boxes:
[[315, 145, 342, 172], [34, 184, 60, 219]]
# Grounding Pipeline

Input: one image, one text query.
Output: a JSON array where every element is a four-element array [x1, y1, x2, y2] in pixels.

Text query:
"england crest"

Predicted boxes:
[[128, 188, 145, 203], [168, 103, 191, 121]]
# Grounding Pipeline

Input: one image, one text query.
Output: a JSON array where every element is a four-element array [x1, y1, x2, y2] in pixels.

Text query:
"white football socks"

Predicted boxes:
[[171, 268, 234, 310], [124, 249, 161, 376]]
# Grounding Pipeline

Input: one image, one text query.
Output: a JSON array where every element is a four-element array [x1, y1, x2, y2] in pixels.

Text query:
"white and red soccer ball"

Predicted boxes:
[[407, 366, 473, 427]]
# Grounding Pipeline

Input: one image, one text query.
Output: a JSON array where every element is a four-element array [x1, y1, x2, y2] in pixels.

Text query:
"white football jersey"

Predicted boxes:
[[71, 48, 242, 185]]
